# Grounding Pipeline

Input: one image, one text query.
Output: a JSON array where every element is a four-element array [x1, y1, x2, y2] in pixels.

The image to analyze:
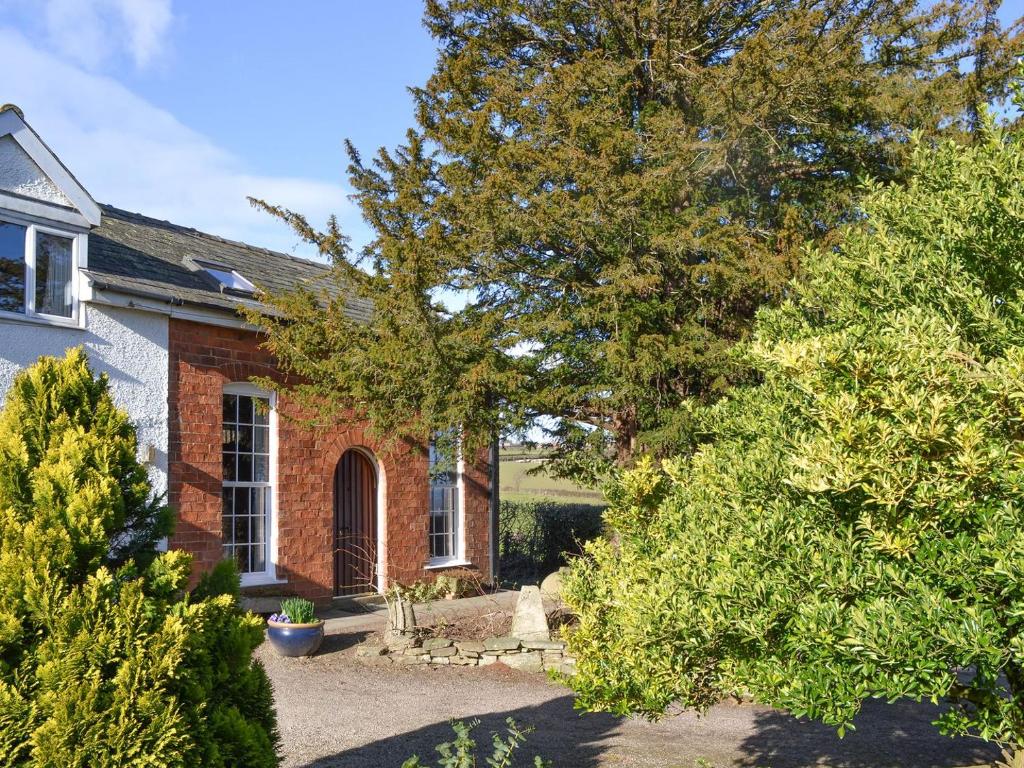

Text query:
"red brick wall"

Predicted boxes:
[[167, 318, 492, 605]]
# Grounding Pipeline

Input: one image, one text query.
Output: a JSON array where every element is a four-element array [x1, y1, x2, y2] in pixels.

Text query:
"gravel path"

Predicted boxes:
[[260, 624, 999, 768]]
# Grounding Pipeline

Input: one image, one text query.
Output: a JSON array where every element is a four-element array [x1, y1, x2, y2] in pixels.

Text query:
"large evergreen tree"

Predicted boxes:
[[251, 0, 1021, 478]]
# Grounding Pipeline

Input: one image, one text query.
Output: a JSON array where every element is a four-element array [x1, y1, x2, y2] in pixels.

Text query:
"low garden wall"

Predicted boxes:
[[355, 635, 576, 675]]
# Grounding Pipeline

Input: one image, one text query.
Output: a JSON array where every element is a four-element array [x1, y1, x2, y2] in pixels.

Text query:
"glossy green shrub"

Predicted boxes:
[[566, 121, 1024, 747], [0, 349, 279, 767]]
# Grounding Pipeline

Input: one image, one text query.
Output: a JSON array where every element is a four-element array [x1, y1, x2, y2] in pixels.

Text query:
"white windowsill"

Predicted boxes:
[[425, 559, 472, 570], [0, 308, 81, 329], [240, 574, 288, 588]]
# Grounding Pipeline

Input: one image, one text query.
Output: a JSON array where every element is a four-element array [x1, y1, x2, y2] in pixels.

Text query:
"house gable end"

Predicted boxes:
[[0, 106, 101, 228]]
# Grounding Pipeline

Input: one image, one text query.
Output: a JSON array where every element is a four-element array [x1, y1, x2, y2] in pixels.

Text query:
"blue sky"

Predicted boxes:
[[1, 1, 1023, 259], [0, 1, 439, 257]]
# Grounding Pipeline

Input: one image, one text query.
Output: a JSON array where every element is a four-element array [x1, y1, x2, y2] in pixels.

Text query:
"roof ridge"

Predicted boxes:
[[98, 203, 331, 273]]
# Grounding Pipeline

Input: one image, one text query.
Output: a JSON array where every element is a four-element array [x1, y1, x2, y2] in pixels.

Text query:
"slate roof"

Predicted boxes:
[[85, 204, 371, 322]]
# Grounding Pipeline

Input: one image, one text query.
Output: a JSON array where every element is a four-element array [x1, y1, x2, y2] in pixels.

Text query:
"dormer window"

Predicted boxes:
[[197, 261, 256, 297], [0, 217, 78, 323]]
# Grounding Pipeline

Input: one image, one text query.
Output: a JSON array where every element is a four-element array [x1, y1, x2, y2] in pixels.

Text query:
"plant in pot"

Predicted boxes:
[[267, 597, 324, 657]]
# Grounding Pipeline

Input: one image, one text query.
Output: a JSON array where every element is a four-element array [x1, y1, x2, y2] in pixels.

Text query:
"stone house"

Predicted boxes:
[[0, 104, 496, 604]]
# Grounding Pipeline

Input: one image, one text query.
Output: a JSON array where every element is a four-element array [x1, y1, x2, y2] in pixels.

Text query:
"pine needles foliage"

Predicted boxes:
[[0, 349, 279, 767], [248, 0, 1022, 481]]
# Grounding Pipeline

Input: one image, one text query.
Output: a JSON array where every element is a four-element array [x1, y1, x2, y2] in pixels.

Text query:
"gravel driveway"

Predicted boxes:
[[260, 623, 999, 768]]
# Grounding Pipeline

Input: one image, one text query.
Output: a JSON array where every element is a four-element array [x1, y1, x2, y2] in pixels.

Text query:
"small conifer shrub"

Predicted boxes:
[[0, 348, 280, 767]]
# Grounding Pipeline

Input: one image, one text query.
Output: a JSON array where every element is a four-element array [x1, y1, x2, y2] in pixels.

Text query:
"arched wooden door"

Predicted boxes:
[[334, 449, 378, 595]]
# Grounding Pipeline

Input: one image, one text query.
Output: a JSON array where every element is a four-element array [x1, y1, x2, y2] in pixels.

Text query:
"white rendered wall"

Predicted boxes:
[[0, 304, 169, 497], [0, 136, 72, 207]]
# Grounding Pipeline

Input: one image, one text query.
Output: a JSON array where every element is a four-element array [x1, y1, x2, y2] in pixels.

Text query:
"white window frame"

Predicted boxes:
[[426, 440, 469, 569], [0, 212, 83, 328], [222, 382, 284, 587]]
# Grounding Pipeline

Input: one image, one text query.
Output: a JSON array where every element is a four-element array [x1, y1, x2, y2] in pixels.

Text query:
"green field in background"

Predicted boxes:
[[498, 447, 604, 504]]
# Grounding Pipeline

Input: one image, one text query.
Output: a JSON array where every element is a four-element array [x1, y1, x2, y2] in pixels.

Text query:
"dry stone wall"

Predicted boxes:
[[355, 635, 576, 675]]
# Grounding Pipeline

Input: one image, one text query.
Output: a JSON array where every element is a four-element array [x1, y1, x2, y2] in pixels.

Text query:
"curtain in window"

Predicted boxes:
[[35, 232, 73, 317]]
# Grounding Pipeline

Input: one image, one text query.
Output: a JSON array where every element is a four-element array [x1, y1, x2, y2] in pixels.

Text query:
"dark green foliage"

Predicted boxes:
[[402, 718, 551, 768], [249, 0, 1021, 479], [499, 500, 604, 583], [192, 558, 242, 602], [565, 119, 1024, 746], [0, 349, 279, 767]]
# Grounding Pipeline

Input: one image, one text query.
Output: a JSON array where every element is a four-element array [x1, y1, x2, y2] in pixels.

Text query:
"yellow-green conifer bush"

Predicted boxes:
[[565, 117, 1024, 748], [0, 349, 279, 767]]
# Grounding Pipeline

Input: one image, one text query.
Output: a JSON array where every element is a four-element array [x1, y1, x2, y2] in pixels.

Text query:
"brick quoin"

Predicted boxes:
[[167, 318, 492, 606]]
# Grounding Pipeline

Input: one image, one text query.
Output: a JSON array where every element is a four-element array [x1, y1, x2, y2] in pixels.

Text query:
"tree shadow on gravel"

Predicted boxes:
[[299, 695, 618, 768], [738, 698, 1000, 768], [312, 630, 373, 658], [296, 686, 1000, 768]]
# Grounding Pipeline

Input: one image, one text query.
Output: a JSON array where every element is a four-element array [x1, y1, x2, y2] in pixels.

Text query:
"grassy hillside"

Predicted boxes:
[[498, 446, 604, 504]]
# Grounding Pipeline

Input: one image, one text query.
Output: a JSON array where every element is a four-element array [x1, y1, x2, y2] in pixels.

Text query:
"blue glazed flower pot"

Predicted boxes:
[[267, 620, 324, 657]]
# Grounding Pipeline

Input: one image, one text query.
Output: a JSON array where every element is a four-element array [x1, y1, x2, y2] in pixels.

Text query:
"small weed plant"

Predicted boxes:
[[402, 719, 550, 768]]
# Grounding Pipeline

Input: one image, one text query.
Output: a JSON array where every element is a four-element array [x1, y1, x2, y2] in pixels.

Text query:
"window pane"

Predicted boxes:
[[35, 232, 73, 317], [222, 452, 236, 482], [254, 426, 268, 453], [238, 425, 253, 452], [253, 454, 269, 483], [237, 454, 253, 482], [222, 489, 233, 540], [233, 487, 250, 516], [251, 541, 265, 572], [253, 402, 269, 425], [223, 394, 237, 424], [0, 222, 26, 314], [234, 514, 248, 544], [237, 396, 254, 424]]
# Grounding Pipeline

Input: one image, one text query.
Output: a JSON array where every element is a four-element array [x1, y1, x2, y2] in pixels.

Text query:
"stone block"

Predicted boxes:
[[478, 655, 498, 666], [522, 639, 564, 651], [422, 637, 454, 651], [355, 643, 388, 657], [456, 640, 486, 654], [501, 651, 544, 673], [484, 636, 521, 651], [511, 586, 550, 641], [430, 646, 458, 657], [396, 654, 430, 665]]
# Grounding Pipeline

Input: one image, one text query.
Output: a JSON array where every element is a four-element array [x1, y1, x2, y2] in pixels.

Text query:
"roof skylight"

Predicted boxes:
[[196, 261, 256, 296]]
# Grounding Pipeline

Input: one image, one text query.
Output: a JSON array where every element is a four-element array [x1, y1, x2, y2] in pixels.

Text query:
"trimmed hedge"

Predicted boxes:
[[499, 499, 605, 583]]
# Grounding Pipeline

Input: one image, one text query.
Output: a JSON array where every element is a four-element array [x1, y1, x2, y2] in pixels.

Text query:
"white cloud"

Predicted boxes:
[[2, 0, 173, 70], [0, 28, 357, 258]]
